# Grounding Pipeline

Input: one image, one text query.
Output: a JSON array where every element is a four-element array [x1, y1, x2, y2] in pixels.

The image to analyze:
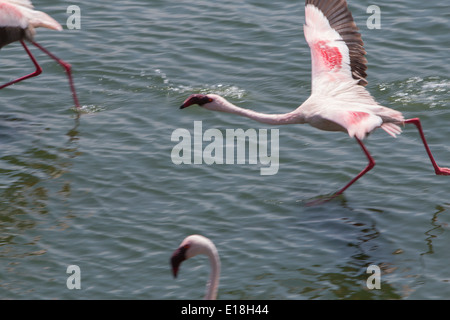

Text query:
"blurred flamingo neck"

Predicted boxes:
[[214, 98, 305, 125], [204, 245, 220, 300]]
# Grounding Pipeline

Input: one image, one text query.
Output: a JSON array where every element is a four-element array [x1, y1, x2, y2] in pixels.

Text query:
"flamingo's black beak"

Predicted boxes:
[[179, 101, 193, 109], [179, 94, 212, 109], [170, 246, 188, 278]]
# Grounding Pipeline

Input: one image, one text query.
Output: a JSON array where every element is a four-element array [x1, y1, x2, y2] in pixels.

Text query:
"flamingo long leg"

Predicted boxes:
[[0, 40, 42, 89], [0, 40, 80, 109], [404, 118, 450, 175], [31, 41, 80, 109], [334, 138, 375, 196]]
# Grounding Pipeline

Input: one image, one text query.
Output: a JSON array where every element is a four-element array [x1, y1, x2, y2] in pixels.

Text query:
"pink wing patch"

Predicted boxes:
[[347, 111, 369, 125], [344, 111, 382, 140], [313, 40, 342, 71]]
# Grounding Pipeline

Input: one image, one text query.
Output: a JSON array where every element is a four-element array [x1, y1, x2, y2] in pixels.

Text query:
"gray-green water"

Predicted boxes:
[[1, 0, 449, 299]]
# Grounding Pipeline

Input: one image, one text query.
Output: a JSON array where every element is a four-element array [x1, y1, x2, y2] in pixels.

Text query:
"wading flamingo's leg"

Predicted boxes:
[[0, 40, 42, 89], [334, 137, 376, 196], [405, 118, 450, 175], [31, 41, 80, 108]]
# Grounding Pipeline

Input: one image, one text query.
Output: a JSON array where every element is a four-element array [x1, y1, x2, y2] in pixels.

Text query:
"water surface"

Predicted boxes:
[[0, 0, 449, 299]]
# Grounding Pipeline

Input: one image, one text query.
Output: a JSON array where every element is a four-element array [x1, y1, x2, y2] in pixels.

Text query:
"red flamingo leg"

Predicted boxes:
[[306, 138, 375, 205], [0, 40, 42, 89], [404, 118, 450, 175], [31, 41, 80, 109], [335, 138, 375, 196]]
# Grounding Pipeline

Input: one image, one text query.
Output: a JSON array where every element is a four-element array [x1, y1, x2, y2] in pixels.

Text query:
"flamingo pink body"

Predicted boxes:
[[0, 0, 80, 108], [179, 0, 450, 199]]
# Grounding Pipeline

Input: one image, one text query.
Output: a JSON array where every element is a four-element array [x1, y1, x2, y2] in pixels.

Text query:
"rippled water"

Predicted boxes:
[[1, 0, 449, 300]]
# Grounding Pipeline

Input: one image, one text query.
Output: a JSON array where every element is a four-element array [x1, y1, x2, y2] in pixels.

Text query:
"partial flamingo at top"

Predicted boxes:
[[0, 0, 80, 108], [179, 0, 450, 200]]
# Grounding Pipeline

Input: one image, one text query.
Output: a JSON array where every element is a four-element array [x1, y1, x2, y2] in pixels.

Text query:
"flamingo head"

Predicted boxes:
[[170, 235, 211, 278], [179, 94, 223, 110]]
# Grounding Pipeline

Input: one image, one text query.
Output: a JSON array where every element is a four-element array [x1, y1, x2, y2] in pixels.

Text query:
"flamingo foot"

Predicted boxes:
[[305, 193, 343, 206], [435, 167, 450, 175]]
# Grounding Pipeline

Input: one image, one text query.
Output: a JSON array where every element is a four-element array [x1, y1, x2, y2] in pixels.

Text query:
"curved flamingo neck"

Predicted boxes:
[[205, 247, 220, 300]]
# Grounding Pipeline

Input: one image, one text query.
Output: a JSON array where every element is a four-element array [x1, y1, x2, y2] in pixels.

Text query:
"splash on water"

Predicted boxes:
[[70, 105, 107, 114], [148, 68, 247, 100], [379, 76, 450, 109]]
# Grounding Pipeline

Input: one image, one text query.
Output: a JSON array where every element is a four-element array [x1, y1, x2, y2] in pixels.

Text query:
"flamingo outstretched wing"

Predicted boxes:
[[304, 0, 368, 92]]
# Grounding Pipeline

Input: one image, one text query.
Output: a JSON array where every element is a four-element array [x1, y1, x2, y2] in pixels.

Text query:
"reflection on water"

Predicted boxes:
[[421, 205, 448, 257], [324, 212, 402, 299], [0, 116, 81, 259]]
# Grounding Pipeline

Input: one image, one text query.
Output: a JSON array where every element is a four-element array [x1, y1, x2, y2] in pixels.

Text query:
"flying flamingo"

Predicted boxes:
[[0, 0, 80, 108], [179, 0, 450, 199], [171, 234, 220, 300]]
